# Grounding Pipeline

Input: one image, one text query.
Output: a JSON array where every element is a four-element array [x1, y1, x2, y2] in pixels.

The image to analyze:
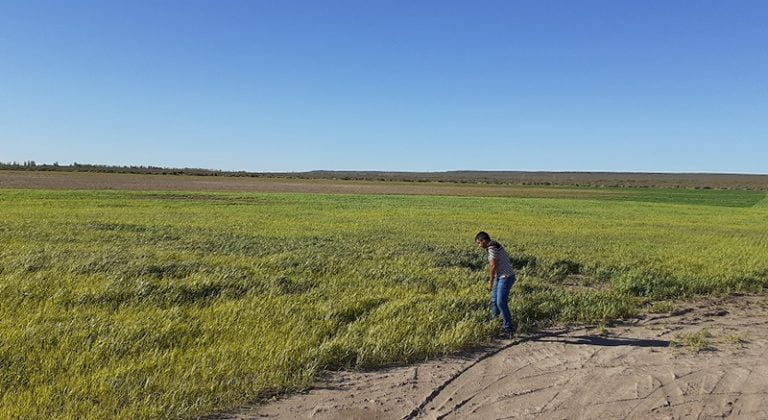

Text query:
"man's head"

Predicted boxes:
[[475, 231, 491, 249]]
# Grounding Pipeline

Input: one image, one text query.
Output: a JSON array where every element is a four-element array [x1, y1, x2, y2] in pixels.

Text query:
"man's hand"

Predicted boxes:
[[488, 281, 494, 291]]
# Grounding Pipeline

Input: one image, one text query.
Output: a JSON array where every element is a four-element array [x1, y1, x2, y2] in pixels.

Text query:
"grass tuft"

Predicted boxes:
[[671, 329, 716, 352]]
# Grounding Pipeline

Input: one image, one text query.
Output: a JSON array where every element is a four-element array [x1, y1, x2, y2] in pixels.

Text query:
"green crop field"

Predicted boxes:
[[1, 187, 767, 418]]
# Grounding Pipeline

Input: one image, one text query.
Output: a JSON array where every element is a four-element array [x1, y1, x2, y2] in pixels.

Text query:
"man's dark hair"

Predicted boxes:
[[475, 231, 491, 242]]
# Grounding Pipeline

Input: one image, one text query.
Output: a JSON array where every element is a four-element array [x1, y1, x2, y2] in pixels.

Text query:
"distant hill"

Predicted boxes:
[[302, 170, 768, 190]]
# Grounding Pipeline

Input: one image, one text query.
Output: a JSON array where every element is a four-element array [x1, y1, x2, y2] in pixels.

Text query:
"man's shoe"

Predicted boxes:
[[504, 325, 518, 338]]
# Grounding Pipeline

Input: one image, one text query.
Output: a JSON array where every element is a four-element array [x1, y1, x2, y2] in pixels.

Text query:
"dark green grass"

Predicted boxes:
[[611, 188, 766, 207]]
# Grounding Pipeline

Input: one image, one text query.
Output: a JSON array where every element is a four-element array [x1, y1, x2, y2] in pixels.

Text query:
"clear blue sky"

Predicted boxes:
[[1, 1, 766, 173]]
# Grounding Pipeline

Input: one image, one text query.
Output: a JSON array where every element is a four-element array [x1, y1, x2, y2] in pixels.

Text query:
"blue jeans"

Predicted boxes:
[[491, 274, 515, 332]]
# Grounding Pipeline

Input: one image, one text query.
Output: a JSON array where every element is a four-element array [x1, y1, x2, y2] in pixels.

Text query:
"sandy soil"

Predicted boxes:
[[213, 295, 768, 419]]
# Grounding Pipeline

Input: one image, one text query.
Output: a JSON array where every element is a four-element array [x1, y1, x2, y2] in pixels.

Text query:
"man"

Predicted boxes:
[[475, 231, 516, 336]]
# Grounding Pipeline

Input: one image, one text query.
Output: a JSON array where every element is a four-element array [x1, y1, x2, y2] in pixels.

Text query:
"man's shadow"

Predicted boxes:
[[532, 334, 669, 348]]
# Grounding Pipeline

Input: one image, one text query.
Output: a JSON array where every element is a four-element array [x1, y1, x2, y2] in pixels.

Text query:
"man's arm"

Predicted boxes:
[[488, 258, 497, 290]]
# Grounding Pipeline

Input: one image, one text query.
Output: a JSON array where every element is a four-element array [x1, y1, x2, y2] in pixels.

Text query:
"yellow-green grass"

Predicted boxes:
[[0, 188, 766, 418], [671, 329, 716, 352]]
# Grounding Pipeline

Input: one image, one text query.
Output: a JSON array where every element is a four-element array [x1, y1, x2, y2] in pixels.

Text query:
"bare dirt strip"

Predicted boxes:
[[3, 168, 768, 190], [214, 295, 768, 419], [0, 170, 629, 199]]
